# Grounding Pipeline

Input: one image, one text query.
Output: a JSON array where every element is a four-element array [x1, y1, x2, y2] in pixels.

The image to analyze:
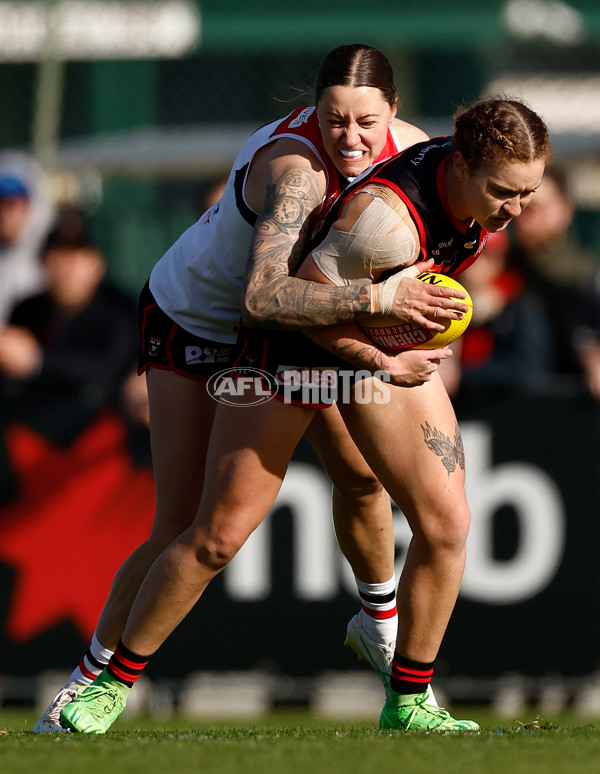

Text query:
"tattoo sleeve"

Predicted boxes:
[[242, 165, 372, 330]]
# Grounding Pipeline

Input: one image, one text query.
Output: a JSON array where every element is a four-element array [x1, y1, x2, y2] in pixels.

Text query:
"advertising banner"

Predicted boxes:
[[1, 392, 598, 684]]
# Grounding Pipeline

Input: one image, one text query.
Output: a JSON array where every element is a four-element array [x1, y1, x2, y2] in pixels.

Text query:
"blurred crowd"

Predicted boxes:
[[0, 151, 146, 432], [1, 153, 600, 429]]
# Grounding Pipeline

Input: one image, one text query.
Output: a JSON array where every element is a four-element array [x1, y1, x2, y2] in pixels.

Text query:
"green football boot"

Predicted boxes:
[[380, 689, 479, 732], [60, 670, 131, 734]]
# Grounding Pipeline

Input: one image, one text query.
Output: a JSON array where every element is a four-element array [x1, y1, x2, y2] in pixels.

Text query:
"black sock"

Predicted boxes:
[[390, 651, 434, 695], [106, 640, 150, 688]]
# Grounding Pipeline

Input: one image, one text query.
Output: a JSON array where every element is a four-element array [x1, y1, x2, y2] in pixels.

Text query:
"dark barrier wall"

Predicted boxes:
[[1, 391, 598, 682]]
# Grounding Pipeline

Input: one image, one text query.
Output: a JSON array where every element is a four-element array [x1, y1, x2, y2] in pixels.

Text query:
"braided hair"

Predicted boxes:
[[452, 97, 552, 169]]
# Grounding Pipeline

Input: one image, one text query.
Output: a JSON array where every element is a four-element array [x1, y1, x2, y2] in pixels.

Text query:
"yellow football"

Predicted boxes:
[[361, 271, 473, 352]]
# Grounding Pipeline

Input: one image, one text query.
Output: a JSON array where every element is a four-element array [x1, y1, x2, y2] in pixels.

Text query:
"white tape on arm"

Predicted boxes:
[[312, 197, 417, 286], [378, 273, 404, 315]]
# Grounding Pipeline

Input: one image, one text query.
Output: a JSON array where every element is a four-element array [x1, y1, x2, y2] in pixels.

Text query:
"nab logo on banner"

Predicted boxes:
[[223, 422, 567, 605], [461, 423, 566, 604]]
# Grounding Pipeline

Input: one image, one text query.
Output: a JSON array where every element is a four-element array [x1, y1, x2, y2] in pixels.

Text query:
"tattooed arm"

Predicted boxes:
[[241, 139, 465, 331], [289, 190, 455, 386], [241, 141, 373, 330], [307, 321, 453, 388]]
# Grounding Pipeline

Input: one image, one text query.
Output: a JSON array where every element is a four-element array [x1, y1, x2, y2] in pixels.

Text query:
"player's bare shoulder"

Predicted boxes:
[[391, 118, 429, 149], [246, 138, 327, 212]]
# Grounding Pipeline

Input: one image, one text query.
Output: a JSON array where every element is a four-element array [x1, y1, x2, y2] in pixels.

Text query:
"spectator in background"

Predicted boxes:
[[0, 152, 56, 324], [441, 230, 554, 398], [509, 164, 598, 384], [0, 207, 138, 412]]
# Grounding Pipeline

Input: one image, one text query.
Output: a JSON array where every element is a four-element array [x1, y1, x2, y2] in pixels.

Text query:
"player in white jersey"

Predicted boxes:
[[148, 100, 404, 346], [35, 43, 465, 732], [59, 96, 550, 736]]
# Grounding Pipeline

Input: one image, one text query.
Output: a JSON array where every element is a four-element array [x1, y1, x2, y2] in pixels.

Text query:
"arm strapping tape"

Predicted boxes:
[[312, 195, 417, 286]]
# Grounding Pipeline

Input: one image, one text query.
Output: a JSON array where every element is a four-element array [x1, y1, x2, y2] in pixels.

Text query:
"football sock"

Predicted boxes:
[[355, 575, 398, 644], [68, 631, 114, 686], [390, 652, 434, 695], [106, 640, 150, 688]]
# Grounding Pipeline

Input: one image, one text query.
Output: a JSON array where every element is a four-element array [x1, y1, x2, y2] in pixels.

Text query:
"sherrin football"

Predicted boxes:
[[361, 271, 473, 352]]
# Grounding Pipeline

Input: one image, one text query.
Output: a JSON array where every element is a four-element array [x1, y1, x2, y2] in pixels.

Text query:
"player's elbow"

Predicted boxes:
[[240, 295, 267, 328]]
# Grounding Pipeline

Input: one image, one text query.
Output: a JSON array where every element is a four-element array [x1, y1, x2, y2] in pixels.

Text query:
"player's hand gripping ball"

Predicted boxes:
[[362, 271, 473, 351]]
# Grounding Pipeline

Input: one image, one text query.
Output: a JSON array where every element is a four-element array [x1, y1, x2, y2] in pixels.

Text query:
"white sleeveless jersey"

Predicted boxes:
[[149, 107, 402, 344]]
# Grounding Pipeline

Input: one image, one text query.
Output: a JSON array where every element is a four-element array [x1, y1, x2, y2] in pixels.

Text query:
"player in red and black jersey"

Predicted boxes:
[[37, 43, 461, 735], [317, 136, 489, 277], [75, 97, 551, 735]]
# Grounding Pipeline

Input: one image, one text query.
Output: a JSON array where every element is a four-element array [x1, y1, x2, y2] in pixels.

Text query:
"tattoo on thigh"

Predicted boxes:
[[421, 421, 465, 475]]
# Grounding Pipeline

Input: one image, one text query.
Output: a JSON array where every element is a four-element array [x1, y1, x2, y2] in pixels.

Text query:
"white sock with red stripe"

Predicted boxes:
[[355, 575, 398, 646], [67, 632, 114, 686]]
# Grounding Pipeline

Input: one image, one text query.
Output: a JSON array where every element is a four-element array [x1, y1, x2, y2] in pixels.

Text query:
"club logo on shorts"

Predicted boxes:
[[206, 367, 278, 406], [149, 337, 161, 356]]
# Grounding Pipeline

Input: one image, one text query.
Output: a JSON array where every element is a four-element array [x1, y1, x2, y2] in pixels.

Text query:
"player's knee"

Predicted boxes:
[[418, 505, 471, 555], [332, 471, 385, 504], [195, 532, 247, 572]]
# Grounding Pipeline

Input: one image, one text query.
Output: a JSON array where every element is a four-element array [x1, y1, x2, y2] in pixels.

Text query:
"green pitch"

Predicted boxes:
[[1, 708, 600, 774]]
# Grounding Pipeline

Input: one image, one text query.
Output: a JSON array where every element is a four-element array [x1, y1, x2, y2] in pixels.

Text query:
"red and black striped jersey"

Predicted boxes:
[[317, 137, 489, 279]]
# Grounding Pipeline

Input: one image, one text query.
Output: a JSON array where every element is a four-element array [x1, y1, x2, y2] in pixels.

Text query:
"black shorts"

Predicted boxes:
[[137, 280, 235, 380], [231, 325, 371, 409]]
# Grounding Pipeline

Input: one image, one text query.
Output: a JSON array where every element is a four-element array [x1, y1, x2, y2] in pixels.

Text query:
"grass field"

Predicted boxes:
[[2, 707, 600, 774]]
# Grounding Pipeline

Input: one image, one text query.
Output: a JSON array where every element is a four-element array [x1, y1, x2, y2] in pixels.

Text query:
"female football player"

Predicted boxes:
[[60, 97, 550, 733], [35, 43, 463, 732]]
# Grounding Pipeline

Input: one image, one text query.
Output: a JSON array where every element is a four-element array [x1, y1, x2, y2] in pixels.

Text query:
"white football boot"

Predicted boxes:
[[344, 611, 439, 706], [33, 682, 85, 733]]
